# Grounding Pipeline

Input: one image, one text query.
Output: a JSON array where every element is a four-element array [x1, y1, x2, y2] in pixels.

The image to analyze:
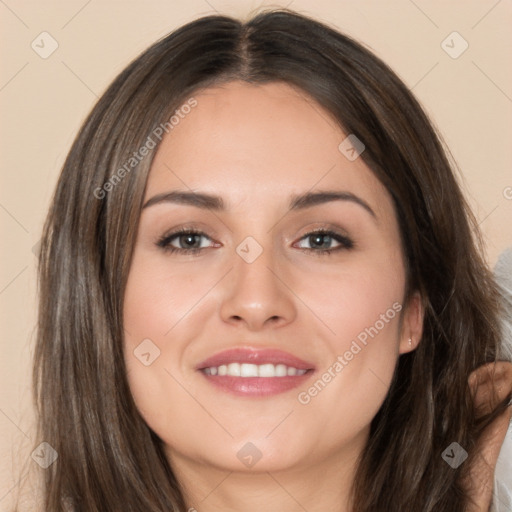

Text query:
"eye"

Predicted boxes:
[[294, 229, 354, 256], [156, 227, 354, 256], [156, 228, 214, 255]]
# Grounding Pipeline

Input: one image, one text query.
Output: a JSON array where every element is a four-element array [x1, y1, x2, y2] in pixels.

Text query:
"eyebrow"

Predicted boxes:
[[142, 189, 376, 219]]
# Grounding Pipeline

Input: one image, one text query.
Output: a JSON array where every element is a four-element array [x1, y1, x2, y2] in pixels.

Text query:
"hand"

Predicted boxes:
[[465, 361, 512, 511]]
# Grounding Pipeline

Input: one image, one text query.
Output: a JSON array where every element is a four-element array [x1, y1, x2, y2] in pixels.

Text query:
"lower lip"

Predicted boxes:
[[199, 371, 314, 397]]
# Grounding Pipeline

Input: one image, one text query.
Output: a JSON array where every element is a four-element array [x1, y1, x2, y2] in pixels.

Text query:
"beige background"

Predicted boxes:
[[1, 0, 511, 508]]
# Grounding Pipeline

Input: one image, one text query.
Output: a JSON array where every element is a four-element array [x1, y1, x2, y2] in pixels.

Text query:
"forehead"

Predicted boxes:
[[145, 80, 392, 219]]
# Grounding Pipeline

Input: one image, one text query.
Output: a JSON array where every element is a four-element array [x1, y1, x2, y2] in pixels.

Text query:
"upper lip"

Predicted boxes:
[[196, 347, 315, 371]]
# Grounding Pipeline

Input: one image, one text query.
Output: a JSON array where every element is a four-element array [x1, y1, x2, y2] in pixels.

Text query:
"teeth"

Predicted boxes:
[[275, 364, 287, 377], [203, 363, 308, 377], [240, 363, 259, 377], [258, 364, 275, 377], [227, 362, 241, 376]]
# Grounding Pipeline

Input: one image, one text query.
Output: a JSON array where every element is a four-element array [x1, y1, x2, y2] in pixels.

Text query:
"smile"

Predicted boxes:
[[197, 347, 315, 397]]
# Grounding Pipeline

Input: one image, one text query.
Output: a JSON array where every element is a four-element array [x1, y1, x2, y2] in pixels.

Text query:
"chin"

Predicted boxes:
[[167, 435, 309, 473]]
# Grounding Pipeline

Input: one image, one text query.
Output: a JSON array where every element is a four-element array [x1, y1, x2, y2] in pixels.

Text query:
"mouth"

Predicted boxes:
[[196, 347, 315, 397]]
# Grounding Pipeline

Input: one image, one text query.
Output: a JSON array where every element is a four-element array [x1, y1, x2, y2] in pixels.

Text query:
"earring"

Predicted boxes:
[[408, 338, 413, 347]]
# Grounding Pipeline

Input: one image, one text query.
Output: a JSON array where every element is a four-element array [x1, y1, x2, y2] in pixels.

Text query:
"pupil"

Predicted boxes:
[[183, 234, 199, 248], [312, 234, 329, 248]]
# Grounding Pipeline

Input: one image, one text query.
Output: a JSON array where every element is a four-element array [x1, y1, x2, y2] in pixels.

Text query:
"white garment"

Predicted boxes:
[[493, 424, 512, 511], [492, 247, 512, 512]]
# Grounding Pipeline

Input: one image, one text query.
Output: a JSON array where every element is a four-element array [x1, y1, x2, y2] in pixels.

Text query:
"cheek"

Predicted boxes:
[[296, 321, 401, 452], [122, 249, 222, 437], [123, 247, 205, 341], [122, 251, 177, 423], [299, 253, 404, 354], [294, 258, 404, 432]]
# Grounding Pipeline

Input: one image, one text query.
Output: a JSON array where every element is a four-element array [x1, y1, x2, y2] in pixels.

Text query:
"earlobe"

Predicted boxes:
[[399, 291, 424, 354], [400, 336, 420, 354]]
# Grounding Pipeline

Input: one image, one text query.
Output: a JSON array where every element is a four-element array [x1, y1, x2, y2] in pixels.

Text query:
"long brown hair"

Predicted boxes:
[[29, 8, 508, 511]]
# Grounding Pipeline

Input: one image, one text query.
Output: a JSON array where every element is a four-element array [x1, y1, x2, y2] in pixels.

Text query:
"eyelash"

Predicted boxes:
[[156, 227, 354, 257]]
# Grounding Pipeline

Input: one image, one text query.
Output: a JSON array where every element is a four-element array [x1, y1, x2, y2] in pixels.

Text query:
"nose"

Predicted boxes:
[[219, 239, 297, 331]]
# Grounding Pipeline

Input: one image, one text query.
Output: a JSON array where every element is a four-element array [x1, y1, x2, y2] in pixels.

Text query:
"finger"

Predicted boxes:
[[464, 402, 512, 511], [468, 362, 512, 417]]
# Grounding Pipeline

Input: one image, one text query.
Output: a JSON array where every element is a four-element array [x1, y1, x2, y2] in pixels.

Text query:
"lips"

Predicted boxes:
[[196, 347, 316, 397]]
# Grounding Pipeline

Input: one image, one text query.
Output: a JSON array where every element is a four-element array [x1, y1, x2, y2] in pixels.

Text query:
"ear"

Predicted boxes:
[[399, 291, 424, 354]]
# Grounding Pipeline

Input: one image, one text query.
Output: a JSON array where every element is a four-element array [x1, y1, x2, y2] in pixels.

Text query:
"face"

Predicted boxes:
[[123, 80, 423, 476]]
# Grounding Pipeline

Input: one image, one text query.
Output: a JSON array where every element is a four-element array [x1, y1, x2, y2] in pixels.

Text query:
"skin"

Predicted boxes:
[[123, 79, 440, 512]]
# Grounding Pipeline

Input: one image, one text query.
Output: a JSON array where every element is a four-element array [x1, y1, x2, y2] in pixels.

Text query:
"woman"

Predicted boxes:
[[29, 9, 511, 511]]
